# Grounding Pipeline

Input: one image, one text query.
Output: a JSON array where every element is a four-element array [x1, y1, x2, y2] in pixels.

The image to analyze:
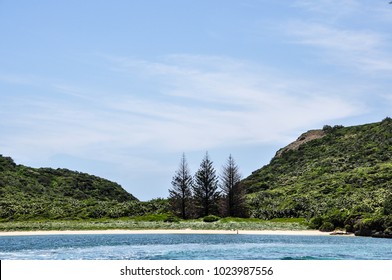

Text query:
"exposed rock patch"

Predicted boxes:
[[275, 129, 326, 157]]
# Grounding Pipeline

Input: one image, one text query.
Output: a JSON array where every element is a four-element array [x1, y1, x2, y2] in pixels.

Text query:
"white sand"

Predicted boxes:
[[0, 229, 342, 236]]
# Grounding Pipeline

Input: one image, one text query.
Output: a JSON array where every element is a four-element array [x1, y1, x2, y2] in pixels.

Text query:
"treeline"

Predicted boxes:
[[168, 152, 248, 219]]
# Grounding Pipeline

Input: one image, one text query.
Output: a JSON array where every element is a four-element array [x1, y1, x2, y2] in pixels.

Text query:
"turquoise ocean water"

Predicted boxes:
[[0, 234, 391, 260]]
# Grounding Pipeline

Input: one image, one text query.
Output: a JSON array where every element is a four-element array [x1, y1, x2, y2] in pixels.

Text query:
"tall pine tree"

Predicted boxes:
[[220, 154, 247, 217], [169, 153, 193, 219], [193, 152, 220, 217]]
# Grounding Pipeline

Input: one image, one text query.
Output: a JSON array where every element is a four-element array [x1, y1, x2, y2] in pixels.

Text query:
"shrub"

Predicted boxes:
[[354, 216, 386, 236], [383, 195, 392, 215], [344, 224, 353, 233], [324, 209, 348, 229], [351, 204, 373, 214], [367, 216, 385, 232], [164, 215, 180, 223], [203, 215, 220, 223], [354, 218, 374, 236], [384, 227, 392, 236], [382, 215, 392, 229], [322, 125, 333, 133], [308, 216, 323, 229], [343, 217, 355, 231], [319, 222, 334, 232], [132, 214, 170, 222]]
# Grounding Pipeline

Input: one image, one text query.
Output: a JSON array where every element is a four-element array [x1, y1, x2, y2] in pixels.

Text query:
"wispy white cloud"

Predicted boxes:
[[96, 54, 362, 149], [285, 21, 392, 74], [293, 0, 360, 18], [291, 24, 382, 52], [288, 1, 392, 74], [0, 73, 46, 87], [1, 54, 363, 166], [292, 0, 392, 24]]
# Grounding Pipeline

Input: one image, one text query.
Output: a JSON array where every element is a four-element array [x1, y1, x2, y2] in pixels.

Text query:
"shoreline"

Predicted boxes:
[[0, 229, 352, 237]]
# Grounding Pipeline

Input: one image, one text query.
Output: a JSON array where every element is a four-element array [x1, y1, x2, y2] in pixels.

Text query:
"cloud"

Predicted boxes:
[[285, 21, 392, 74], [294, 0, 392, 24], [287, 1, 392, 74], [291, 24, 381, 52], [98, 54, 361, 147], [1, 54, 363, 173], [293, 0, 360, 18]]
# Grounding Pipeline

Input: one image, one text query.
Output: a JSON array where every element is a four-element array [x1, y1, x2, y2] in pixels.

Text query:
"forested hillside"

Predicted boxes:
[[242, 118, 392, 236], [0, 155, 144, 220]]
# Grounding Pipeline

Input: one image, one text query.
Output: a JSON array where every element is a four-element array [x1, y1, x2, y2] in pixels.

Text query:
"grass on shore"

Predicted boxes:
[[0, 217, 309, 232]]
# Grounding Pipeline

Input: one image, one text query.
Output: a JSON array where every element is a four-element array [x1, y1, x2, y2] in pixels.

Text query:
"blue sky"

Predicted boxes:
[[1, 0, 392, 200]]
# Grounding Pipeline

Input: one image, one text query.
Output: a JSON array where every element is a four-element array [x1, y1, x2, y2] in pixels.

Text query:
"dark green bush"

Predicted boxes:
[[354, 216, 386, 236], [351, 204, 373, 214], [203, 215, 220, 223], [344, 213, 363, 230], [382, 215, 392, 229], [319, 221, 334, 232], [324, 209, 348, 229], [368, 216, 385, 232], [344, 224, 353, 233], [383, 195, 392, 215], [384, 227, 392, 235], [132, 214, 170, 222], [308, 216, 323, 229], [322, 125, 333, 133], [164, 215, 180, 223], [354, 218, 373, 236]]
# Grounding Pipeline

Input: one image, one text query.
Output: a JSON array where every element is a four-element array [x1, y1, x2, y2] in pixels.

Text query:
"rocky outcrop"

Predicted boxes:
[[275, 129, 326, 157]]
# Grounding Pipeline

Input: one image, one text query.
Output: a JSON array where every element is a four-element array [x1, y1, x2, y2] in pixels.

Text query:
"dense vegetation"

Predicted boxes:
[[242, 118, 392, 237], [0, 155, 171, 220]]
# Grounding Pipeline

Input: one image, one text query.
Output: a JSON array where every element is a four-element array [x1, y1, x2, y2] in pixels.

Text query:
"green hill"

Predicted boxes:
[[0, 155, 139, 220], [242, 118, 392, 236]]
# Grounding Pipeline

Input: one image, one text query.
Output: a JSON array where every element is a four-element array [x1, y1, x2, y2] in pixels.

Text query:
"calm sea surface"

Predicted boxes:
[[0, 234, 391, 260]]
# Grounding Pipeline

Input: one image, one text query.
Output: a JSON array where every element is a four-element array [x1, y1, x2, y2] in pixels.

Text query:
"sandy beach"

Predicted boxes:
[[0, 229, 344, 236]]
